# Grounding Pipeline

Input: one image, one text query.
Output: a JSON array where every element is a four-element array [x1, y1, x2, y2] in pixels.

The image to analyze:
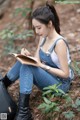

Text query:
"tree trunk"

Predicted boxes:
[[0, 0, 11, 18]]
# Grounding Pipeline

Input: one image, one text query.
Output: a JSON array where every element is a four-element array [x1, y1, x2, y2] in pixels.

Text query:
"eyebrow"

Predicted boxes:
[[32, 25, 41, 28]]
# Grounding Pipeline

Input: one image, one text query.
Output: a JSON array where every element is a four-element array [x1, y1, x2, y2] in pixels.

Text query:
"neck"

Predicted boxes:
[[47, 29, 60, 41]]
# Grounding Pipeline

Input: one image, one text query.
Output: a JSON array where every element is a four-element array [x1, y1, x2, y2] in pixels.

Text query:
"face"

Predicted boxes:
[[32, 19, 49, 38]]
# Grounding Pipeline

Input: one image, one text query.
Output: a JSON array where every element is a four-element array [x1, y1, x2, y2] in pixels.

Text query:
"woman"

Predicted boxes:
[[0, 3, 74, 120]]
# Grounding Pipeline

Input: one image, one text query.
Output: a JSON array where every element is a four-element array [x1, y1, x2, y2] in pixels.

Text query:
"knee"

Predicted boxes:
[[20, 65, 32, 74], [21, 64, 29, 70], [20, 65, 38, 75]]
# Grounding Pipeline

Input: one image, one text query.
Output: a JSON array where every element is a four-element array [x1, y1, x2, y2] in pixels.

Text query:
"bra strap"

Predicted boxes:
[[40, 37, 46, 47]]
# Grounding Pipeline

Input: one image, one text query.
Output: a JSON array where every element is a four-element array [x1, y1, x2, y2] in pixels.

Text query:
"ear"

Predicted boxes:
[[48, 20, 53, 28]]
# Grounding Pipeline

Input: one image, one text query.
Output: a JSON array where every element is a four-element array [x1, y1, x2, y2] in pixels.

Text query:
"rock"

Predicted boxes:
[[77, 8, 80, 13], [67, 33, 75, 38]]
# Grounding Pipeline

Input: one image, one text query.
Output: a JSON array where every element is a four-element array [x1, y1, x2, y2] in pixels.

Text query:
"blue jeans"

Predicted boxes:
[[7, 61, 70, 94]]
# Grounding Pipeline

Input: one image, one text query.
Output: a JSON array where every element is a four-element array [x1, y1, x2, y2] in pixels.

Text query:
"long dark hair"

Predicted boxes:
[[31, 3, 60, 34]]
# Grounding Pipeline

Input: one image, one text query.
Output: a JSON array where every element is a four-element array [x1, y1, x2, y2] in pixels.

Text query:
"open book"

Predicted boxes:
[[11, 53, 40, 66]]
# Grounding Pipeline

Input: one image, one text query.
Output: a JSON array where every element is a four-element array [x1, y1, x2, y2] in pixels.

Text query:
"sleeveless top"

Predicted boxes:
[[39, 36, 74, 80]]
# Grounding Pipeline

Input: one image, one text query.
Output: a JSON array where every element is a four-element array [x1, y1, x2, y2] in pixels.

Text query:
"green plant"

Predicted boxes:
[[0, 2, 33, 55], [55, 0, 80, 4], [72, 98, 80, 111], [14, 7, 32, 17], [38, 84, 80, 120], [73, 61, 80, 77], [62, 111, 75, 120], [0, 28, 33, 55]]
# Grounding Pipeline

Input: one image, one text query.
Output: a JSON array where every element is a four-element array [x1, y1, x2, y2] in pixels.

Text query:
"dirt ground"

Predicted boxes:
[[0, 0, 80, 120]]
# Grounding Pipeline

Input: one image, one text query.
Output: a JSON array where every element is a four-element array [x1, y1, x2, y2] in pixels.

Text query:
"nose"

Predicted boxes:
[[35, 28, 39, 34]]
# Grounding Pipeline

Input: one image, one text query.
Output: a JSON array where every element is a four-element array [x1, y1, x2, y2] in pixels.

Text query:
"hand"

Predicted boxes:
[[21, 48, 31, 56]]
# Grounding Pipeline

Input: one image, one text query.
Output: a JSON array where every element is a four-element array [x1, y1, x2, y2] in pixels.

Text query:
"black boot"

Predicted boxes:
[[0, 75, 12, 88], [15, 93, 33, 120]]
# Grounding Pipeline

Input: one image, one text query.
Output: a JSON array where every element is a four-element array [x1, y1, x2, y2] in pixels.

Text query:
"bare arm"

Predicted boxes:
[[39, 40, 69, 78]]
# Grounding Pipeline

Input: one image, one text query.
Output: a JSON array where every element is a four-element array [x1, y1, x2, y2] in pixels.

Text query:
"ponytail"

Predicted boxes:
[[46, 3, 60, 34]]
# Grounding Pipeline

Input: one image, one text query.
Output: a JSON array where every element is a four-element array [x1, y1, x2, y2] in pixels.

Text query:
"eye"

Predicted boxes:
[[37, 27, 41, 30], [36, 26, 41, 29]]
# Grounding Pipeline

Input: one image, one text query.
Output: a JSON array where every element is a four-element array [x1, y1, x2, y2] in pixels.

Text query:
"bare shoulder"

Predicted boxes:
[[55, 39, 67, 54], [55, 39, 67, 49]]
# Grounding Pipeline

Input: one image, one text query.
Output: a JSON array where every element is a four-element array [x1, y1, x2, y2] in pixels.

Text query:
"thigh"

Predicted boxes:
[[30, 66, 60, 89]]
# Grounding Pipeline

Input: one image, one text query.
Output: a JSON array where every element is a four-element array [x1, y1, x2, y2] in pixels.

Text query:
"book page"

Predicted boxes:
[[10, 53, 40, 66]]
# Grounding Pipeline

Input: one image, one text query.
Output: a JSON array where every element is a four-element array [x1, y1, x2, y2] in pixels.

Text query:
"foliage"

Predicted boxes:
[[55, 0, 80, 4], [0, 4, 33, 54], [73, 61, 80, 77], [0, 28, 33, 54], [14, 7, 32, 17], [0, 29, 33, 40], [62, 111, 75, 119], [38, 84, 80, 120]]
